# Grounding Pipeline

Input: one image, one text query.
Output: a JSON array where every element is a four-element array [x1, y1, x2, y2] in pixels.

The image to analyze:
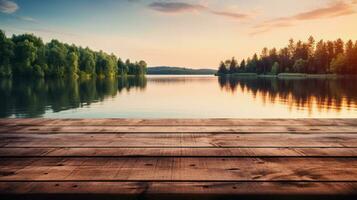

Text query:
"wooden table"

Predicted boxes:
[[0, 119, 357, 199]]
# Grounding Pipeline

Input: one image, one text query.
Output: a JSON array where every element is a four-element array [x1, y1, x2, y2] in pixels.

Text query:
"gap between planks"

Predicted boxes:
[[1, 181, 357, 196], [1, 125, 357, 133], [1, 147, 357, 157]]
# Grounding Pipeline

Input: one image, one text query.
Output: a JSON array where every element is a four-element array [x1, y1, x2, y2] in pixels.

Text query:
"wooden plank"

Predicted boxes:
[[1, 147, 357, 157], [1, 181, 357, 196], [1, 133, 357, 147], [1, 125, 357, 133], [1, 119, 357, 198], [1, 118, 357, 126], [1, 157, 357, 181]]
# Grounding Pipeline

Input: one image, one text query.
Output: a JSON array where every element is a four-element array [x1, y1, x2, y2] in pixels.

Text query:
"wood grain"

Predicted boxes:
[[1, 157, 357, 181], [1, 181, 357, 195], [1, 119, 357, 199], [1, 125, 357, 133], [1, 147, 357, 157], [1, 133, 357, 147]]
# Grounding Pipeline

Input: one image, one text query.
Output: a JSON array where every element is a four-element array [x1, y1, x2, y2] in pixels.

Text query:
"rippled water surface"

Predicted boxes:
[[1, 75, 357, 118]]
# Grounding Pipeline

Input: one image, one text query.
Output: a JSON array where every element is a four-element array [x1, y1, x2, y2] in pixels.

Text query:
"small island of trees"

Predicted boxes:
[[217, 36, 357, 76], [0, 30, 147, 78]]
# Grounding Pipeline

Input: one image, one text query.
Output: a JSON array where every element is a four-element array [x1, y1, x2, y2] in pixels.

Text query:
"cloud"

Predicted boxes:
[[148, 2, 205, 13], [0, 0, 18, 13], [284, 1, 354, 20], [0, 0, 37, 23], [252, 1, 357, 35], [15, 16, 38, 23], [210, 10, 251, 20], [148, 1, 253, 21]]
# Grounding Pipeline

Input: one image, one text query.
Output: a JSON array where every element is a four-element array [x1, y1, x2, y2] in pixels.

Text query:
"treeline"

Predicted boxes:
[[218, 36, 357, 75], [0, 30, 147, 78]]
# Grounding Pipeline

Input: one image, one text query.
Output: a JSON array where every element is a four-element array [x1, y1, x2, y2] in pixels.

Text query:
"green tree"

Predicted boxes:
[[218, 36, 357, 75], [66, 52, 79, 76], [47, 40, 67, 77], [12, 33, 46, 77], [353, 41, 357, 74], [270, 62, 279, 75], [293, 59, 308, 73], [138, 60, 147, 75], [278, 48, 290, 73], [218, 61, 228, 74], [95, 51, 116, 78], [0, 30, 14, 77], [117, 58, 128, 76], [0, 29, 147, 78], [79, 48, 95, 76], [330, 53, 347, 74], [313, 40, 328, 73], [326, 41, 335, 66], [229, 57, 237, 74], [13, 39, 37, 75], [345, 40, 354, 73], [260, 47, 269, 74], [334, 39, 344, 56], [246, 54, 258, 72], [239, 59, 246, 72]]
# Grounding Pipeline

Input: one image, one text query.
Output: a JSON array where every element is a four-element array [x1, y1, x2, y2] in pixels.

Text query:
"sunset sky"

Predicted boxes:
[[1, 0, 357, 68]]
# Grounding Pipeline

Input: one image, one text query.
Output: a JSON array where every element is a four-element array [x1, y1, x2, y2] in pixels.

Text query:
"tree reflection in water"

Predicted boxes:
[[218, 76, 357, 113], [0, 76, 147, 118]]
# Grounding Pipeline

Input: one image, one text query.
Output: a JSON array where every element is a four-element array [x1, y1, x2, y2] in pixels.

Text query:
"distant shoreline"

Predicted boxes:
[[147, 66, 217, 75]]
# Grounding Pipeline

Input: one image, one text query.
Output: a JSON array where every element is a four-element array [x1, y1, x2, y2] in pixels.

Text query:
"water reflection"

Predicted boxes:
[[147, 75, 213, 84], [0, 77, 146, 118], [0, 75, 357, 118], [218, 76, 357, 113]]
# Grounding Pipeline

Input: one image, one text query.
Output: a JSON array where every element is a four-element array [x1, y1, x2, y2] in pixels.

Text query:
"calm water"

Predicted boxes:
[[1, 75, 357, 118]]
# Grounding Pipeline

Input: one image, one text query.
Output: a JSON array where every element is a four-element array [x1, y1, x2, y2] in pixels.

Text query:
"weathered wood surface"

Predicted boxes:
[[1, 119, 357, 200], [1, 133, 357, 148], [2, 147, 357, 157], [1, 118, 357, 126], [1, 125, 357, 133]]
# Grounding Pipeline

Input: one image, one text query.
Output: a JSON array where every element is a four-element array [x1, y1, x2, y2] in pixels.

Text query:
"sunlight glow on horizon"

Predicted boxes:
[[1, 0, 357, 68]]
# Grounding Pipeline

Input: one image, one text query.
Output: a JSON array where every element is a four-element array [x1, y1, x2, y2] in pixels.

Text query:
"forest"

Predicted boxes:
[[218, 37, 357, 75], [0, 30, 147, 78]]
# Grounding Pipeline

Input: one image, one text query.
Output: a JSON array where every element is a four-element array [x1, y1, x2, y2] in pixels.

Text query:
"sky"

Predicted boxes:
[[1, 0, 357, 68]]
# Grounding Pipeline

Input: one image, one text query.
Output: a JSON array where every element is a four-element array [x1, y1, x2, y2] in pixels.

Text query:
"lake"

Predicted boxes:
[[1, 75, 357, 118]]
